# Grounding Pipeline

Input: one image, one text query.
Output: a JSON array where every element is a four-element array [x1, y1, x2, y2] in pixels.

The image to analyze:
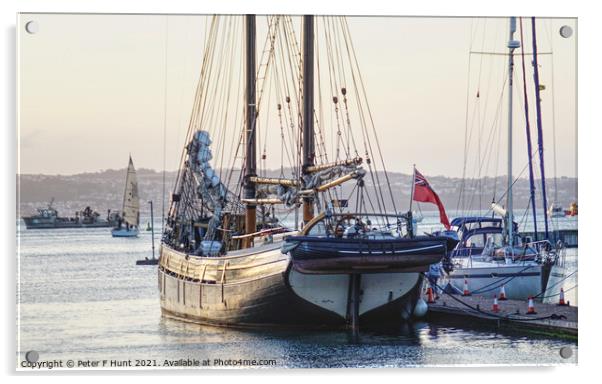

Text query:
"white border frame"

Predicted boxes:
[[3, 0, 597, 381]]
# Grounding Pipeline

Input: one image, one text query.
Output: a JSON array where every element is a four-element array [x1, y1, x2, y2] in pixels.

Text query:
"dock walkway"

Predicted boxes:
[[426, 294, 577, 339]]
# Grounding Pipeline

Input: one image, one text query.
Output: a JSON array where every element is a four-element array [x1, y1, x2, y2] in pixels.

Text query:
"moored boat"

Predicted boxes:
[[22, 199, 116, 229], [159, 223, 452, 328], [444, 216, 565, 300], [158, 14, 457, 330], [444, 17, 566, 301]]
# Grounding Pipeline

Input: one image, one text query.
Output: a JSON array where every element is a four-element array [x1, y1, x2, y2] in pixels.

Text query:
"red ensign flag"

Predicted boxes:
[[412, 168, 451, 230]]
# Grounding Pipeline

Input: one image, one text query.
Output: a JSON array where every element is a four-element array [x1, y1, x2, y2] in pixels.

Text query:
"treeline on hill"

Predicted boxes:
[[17, 168, 577, 217]]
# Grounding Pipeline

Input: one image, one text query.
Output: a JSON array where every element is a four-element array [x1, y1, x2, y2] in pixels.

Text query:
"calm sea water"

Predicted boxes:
[[16, 214, 578, 369]]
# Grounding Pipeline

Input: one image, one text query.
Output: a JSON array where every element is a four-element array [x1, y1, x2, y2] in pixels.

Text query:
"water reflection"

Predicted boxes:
[[17, 221, 577, 368]]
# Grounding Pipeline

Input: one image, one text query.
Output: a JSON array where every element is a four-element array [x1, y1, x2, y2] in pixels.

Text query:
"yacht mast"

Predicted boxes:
[[518, 18, 539, 241], [506, 17, 520, 246], [302, 15, 315, 223], [244, 15, 257, 243], [531, 17, 550, 240]]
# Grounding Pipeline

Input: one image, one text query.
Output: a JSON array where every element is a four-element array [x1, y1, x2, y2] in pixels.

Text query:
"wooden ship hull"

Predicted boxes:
[[158, 241, 425, 328]]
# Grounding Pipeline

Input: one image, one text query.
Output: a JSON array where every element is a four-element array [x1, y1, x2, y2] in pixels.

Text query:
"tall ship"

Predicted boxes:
[[112, 156, 141, 238], [21, 198, 116, 229], [158, 15, 457, 329]]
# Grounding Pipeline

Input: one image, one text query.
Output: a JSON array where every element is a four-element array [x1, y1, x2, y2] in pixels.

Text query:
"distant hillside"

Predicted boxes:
[[17, 168, 577, 218], [18, 168, 176, 218]]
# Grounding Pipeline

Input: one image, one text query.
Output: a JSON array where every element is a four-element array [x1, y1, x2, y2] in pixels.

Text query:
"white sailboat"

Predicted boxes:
[[445, 17, 566, 301], [112, 156, 140, 238]]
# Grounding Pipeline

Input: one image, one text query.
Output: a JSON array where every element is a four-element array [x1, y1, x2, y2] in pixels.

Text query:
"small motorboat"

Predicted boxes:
[[111, 226, 140, 238]]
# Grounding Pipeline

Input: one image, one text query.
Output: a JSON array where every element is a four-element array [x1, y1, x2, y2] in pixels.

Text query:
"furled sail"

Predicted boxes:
[[122, 156, 140, 226], [188, 130, 240, 241]]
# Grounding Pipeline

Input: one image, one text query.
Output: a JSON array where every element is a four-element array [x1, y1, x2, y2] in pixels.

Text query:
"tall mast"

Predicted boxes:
[[506, 17, 520, 246], [244, 15, 257, 241], [302, 15, 315, 223], [531, 17, 550, 240], [518, 18, 538, 241]]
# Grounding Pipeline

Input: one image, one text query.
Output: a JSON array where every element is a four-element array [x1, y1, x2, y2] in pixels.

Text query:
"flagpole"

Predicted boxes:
[[409, 164, 416, 213]]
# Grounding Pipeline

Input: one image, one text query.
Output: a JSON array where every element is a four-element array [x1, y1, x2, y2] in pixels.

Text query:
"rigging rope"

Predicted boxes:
[[169, 15, 419, 237], [161, 15, 169, 232]]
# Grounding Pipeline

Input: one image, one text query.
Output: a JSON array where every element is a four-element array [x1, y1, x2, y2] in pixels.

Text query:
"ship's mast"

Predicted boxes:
[[302, 15, 315, 223], [244, 14, 257, 243], [531, 17, 550, 240], [506, 17, 520, 246]]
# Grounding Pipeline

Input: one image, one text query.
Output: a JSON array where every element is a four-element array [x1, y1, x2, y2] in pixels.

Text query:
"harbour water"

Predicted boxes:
[[17, 213, 578, 368]]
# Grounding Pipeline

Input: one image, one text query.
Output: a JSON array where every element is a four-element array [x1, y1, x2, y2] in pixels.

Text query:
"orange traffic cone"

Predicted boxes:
[[498, 285, 507, 301], [558, 288, 568, 306], [426, 287, 435, 304], [527, 296, 537, 314], [463, 279, 471, 296], [492, 295, 500, 313]]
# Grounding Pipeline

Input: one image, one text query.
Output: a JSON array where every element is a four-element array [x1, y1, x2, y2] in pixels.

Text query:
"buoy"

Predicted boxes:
[[413, 298, 428, 318], [558, 288, 568, 306], [498, 285, 507, 301], [492, 295, 500, 313], [426, 287, 435, 304], [463, 279, 471, 296], [527, 296, 537, 314]]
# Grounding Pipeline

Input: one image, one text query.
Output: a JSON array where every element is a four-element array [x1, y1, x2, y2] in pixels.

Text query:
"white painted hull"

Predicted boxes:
[[542, 265, 568, 304], [447, 263, 546, 300], [288, 270, 422, 321]]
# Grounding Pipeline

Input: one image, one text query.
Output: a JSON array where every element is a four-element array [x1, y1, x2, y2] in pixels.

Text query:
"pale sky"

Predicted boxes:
[[17, 14, 576, 178]]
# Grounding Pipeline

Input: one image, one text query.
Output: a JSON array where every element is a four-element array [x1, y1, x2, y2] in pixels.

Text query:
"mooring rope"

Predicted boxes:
[[424, 273, 571, 322], [532, 270, 578, 299], [466, 264, 535, 294], [536, 284, 577, 300]]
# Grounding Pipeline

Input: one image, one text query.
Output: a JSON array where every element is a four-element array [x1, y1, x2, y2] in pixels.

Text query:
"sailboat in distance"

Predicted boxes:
[[112, 156, 140, 238]]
